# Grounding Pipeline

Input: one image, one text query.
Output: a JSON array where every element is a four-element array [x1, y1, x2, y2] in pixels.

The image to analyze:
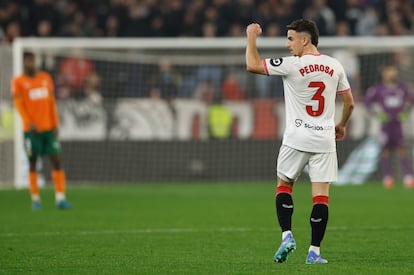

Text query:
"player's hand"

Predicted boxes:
[[378, 112, 389, 123], [335, 124, 346, 141], [398, 111, 409, 121], [52, 127, 59, 137], [246, 23, 262, 37], [29, 123, 38, 133]]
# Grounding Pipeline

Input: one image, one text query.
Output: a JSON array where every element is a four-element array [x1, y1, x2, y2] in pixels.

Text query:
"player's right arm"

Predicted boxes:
[[11, 77, 35, 132], [363, 86, 377, 110], [364, 86, 389, 122], [245, 23, 266, 75]]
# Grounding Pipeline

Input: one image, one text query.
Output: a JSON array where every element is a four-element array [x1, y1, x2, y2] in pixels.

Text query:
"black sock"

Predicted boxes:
[[276, 193, 294, 232], [310, 204, 329, 246]]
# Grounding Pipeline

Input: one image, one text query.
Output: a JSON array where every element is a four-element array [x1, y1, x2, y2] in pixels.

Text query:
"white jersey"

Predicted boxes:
[[263, 54, 351, 153]]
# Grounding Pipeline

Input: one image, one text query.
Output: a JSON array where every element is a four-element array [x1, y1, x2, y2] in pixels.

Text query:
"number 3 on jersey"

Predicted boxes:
[[306, 81, 325, 117]]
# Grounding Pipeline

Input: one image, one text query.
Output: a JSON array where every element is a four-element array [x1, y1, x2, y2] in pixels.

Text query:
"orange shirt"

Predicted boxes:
[[12, 71, 59, 132]]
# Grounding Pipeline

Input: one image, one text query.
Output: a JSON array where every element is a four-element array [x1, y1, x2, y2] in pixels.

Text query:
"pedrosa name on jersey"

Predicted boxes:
[[299, 64, 334, 77]]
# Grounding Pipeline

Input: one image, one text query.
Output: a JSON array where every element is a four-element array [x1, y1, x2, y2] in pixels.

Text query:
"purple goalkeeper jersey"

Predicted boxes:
[[364, 82, 414, 148]]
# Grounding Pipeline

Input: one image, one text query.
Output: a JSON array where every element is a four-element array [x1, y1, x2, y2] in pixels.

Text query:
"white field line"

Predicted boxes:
[[1, 225, 414, 238]]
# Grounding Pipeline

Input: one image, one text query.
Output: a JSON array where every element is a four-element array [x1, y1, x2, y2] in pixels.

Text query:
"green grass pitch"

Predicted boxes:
[[0, 182, 413, 274]]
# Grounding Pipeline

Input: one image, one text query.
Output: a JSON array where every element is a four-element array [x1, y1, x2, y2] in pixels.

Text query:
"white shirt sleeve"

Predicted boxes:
[[262, 57, 292, 76], [336, 62, 351, 94]]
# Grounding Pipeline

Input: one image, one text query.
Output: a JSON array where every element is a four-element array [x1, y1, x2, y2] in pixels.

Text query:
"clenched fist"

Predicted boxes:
[[246, 23, 262, 37]]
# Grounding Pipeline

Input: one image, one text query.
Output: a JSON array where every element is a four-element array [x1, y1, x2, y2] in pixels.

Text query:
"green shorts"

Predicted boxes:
[[24, 130, 61, 158]]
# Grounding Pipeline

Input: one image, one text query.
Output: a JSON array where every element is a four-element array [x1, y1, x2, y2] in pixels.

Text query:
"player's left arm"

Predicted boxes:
[[245, 23, 266, 75], [399, 84, 414, 121], [336, 91, 354, 141], [335, 64, 354, 141], [48, 74, 60, 135], [404, 84, 414, 109]]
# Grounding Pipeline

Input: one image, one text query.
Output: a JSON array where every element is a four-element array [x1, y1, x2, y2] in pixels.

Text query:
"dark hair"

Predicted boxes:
[[287, 19, 319, 47], [23, 51, 35, 60]]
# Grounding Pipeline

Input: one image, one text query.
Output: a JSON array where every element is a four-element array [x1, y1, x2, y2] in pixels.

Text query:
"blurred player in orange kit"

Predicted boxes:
[[12, 52, 72, 210]]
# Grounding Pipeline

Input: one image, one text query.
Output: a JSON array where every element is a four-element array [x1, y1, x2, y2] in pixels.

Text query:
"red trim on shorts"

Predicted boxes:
[[313, 195, 329, 206], [276, 185, 292, 195]]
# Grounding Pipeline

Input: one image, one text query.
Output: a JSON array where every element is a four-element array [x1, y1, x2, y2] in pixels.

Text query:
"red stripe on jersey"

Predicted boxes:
[[262, 59, 269, 75], [313, 195, 329, 206], [337, 88, 351, 94], [276, 185, 292, 195], [303, 53, 321, 56]]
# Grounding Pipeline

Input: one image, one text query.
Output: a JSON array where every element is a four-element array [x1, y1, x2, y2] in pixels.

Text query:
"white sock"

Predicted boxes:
[[31, 194, 40, 202], [55, 192, 66, 202], [309, 245, 320, 255], [282, 230, 293, 240]]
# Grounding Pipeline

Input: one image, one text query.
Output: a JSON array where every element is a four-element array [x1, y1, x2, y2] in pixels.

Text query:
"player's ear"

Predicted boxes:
[[302, 33, 310, 46]]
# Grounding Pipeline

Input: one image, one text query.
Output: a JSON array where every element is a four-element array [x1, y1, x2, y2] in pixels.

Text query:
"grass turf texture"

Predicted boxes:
[[0, 182, 413, 274]]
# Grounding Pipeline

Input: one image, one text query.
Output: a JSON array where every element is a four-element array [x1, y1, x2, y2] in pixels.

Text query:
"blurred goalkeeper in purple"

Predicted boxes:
[[364, 64, 414, 189]]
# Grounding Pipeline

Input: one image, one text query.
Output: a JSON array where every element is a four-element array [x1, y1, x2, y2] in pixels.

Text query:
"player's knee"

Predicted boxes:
[[49, 155, 62, 170], [277, 176, 294, 187], [29, 157, 37, 171]]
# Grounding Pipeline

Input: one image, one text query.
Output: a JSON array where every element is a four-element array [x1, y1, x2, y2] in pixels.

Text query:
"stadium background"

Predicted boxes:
[[2, 3, 414, 274], [1, 0, 414, 186]]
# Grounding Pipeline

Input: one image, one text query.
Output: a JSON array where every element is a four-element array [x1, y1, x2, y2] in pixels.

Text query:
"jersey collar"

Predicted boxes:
[[302, 53, 321, 56]]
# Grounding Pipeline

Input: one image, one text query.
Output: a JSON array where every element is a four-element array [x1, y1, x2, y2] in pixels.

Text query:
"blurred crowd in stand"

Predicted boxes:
[[2, 0, 414, 41], [2, 0, 414, 101]]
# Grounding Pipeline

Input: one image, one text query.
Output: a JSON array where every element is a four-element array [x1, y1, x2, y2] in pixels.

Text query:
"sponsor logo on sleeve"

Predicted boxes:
[[270, 58, 283, 67]]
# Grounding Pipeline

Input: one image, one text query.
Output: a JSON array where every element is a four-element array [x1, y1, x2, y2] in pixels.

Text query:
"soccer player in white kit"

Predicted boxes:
[[246, 19, 354, 264]]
